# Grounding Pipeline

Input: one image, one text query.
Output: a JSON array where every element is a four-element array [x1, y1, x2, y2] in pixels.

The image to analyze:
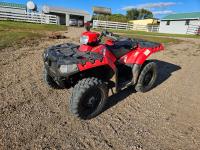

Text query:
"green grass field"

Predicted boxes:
[[122, 34, 181, 44], [99, 29, 200, 39], [0, 21, 67, 49], [1, 21, 193, 50], [94, 29, 182, 44]]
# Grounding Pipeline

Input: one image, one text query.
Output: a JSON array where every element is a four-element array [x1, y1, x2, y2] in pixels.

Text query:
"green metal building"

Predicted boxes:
[[160, 12, 200, 34], [0, 2, 26, 14]]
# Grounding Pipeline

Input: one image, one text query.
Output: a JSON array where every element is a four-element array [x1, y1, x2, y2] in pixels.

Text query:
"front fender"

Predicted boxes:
[[77, 56, 116, 72], [78, 45, 117, 72]]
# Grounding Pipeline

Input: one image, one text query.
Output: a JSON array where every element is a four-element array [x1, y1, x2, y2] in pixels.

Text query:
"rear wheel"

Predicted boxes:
[[70, 77, 108, 119], [135, 62, 157, 93]]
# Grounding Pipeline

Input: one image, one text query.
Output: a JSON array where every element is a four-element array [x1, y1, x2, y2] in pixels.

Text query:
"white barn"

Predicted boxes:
[[42, 5, 91, 26], [159, 12, 200, 35], [0, 1, 26, 14]]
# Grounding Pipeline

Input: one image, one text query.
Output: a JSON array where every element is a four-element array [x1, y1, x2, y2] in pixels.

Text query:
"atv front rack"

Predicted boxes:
[[44, 43, 104, 66]]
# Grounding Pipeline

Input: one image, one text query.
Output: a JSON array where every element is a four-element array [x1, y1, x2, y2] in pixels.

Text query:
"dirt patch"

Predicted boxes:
[[49, 31, 68, 39], [1, 29, 200, 150]]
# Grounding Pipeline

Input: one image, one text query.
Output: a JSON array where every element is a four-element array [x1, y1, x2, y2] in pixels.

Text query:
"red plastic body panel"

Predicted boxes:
[[77, 44, 117, 72], [119, 44, 164, 65], [105, 39, 114, 46], [81, 31, 100, 43], [78, 44, 93, 52], [78, 31, 164, 72]]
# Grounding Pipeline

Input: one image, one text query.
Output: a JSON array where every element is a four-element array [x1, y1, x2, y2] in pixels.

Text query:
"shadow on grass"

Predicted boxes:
[[102, 60, 181, 113]]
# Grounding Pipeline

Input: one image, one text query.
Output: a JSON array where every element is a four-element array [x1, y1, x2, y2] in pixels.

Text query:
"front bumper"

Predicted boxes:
[[43, 50, 79, 78]]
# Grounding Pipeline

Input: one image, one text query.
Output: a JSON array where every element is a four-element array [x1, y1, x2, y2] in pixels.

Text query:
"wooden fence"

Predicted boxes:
[[186, 24, 200, 35], [0, 12, 58, 24], [93, 20, 159, 32]]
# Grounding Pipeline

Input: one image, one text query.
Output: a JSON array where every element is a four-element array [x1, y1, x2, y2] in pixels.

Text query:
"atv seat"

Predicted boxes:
[[106, 38, 137, 58]]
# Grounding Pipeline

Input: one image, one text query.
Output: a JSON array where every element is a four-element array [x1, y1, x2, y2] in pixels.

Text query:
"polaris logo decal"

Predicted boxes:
[[144, 49, 150, 56]]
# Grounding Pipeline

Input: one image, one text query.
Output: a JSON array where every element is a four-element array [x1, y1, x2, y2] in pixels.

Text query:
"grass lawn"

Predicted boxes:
[[123, 34, 181, 44], [94, 29, 182, 44], [98, 29, 200, 39], [0, 21, 67, 49]]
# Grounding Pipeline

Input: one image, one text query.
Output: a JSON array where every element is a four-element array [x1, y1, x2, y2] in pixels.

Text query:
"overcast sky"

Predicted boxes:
[[3, 0, 200, 18]]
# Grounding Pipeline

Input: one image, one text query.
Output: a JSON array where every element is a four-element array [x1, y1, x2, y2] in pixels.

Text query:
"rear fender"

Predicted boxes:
[[120, 44, 164, 65], [119, 44, 164, 85]]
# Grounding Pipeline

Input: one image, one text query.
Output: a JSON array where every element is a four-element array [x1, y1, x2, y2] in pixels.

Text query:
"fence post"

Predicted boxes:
[[40, 14, 42, 24], [93, 20, 95, 28], [56, 16, 59, 24], [186, 24, 190, 34]]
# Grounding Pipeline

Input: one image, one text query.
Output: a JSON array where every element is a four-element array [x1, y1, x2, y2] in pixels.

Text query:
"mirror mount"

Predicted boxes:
[[84, 22, 91, 31]]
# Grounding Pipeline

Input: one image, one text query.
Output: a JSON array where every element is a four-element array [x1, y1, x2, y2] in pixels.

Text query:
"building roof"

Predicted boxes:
[[43, 5, 89, 15], [162, 12, 200, 20], [0, 1, 26, 9]]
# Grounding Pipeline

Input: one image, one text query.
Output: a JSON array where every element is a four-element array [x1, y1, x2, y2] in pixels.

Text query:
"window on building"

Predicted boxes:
[[185, 20, 190, 25], [166, 21, 170, 25]]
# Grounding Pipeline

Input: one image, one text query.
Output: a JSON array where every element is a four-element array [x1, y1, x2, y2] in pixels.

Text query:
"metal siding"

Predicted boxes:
[[159, 20, 200, 34], [55, 8, 87, 15], [0, 2, 26, 9], [0, 7, 26, 14], [129, 19, 158, 25], [45, 6, 89, 16], [84, 14, 91, 23], [43, 6, 91, 26]]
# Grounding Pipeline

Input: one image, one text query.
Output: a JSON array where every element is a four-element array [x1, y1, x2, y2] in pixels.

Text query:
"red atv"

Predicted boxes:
[[43, 25, 164, 119]]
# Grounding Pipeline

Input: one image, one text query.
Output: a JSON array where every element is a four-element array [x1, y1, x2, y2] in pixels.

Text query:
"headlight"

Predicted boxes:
[[59, 64, 78, 74], [80, 35, 89, 44]]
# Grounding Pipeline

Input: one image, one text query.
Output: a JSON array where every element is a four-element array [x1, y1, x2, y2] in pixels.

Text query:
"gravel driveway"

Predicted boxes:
[[1, 28, 200, 150]]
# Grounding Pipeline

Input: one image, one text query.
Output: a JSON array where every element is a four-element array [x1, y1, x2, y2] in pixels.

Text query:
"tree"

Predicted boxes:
[[108, 14, 128, 22], [126, 8, 153, 20], [91, 8, 153, 23], [126, 8, 139, 20], [139, 9, 153, 19], [92, 14, 128, 23]]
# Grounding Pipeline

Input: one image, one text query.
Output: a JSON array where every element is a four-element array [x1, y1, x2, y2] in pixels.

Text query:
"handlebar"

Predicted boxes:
[[98, 30, 119, 41]]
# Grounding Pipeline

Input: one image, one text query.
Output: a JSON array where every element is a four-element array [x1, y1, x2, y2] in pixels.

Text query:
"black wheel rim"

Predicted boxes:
[[80, 87, 103, 116], [143, 71, 153, 87]]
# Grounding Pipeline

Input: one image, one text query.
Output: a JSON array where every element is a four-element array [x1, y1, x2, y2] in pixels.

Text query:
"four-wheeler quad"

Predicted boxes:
[[43, 25, 164, 119]]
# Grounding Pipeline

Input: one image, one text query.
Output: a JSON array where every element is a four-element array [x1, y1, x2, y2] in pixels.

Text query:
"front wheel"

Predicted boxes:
[[70, 77, 108, 120], [135, 61, 157, 93]]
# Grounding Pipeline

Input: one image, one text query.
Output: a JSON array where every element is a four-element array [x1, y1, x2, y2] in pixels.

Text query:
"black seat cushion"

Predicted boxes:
[[106, 39, 135, 58]]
